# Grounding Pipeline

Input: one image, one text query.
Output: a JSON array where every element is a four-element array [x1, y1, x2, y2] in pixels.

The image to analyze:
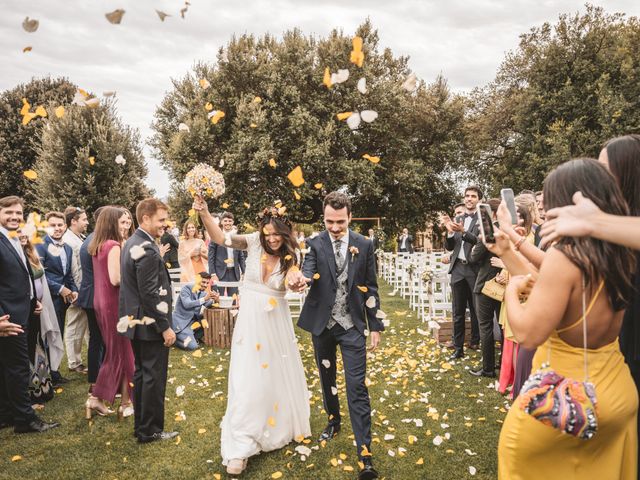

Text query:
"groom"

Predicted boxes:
[[292, 192, 383, 480], [119, 198, 177, 444]]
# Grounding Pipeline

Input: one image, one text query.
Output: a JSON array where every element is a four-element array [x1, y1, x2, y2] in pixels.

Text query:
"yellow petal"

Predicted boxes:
[[191, 321, 201, 330], [293, 190, 301, 200], [89, 156, 95, 165], [23, 170, 37, 180], [261, 363, 269, 369], [323, 67, 333, 89], [205, 102, 213, 111], [244, 202, 250, 208], [20, 98, 31, 115], [199, 78, 210, 89], [192, 349, 202, 358], [284, 254, 292, 261], [287, 166, 305, 187], [250, 123, 257, 128], [271, 473, 283, 479], [313, 273, 320, 280], [267, 416, 276, 427], [268, 297, 278, 308], [256, 343, 261, 351], [357, 286, 368, 292], [416, 458, 424, 465], [268, 158, 277, 168], [198, 428, 207, 434], [314, 183, 323, 189], [362, 154, 380, 164], [22, 112, 36, 125], [201, 319, 209, 329], [175, 435, 181, 445], [34, 105, 47, 117], [11, 455, 22, 462], [253, 96, 262, 103], [221, 202, 229, 209], [336, 112, 353, 121]]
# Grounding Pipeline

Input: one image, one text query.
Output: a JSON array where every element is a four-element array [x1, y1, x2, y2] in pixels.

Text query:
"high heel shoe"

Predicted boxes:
[[85, 396, 113, 419], [118, 402, 134, 421]]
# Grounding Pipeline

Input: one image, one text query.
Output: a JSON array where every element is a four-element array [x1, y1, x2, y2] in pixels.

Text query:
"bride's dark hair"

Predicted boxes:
[[257, 207, 299, 274], [543, 158, 634, 309]]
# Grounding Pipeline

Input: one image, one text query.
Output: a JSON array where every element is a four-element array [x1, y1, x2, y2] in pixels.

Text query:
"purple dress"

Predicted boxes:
[[92, 240, 134, 403]]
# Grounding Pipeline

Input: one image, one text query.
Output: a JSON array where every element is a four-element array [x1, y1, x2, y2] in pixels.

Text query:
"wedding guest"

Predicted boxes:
[[468, 198, 503, 378], [173, 272, 219, 350], [497, 158, 637, 479], [78, 207, 106, 395], [87, 206, 135, 419], [19, 230, 61, 404], [442, 186, 482, 359], [178, 220, 207, 282], [535, 191, 545, 221], [62, 206, 89, 374], [296, 230, 306, 247], [208, 212, 245, 297], [120, 198, 177, 443], [397, 228, 414, 253], [36, 211, 78, 387], [0, 196, 59, 433], [599, 134, 640, 471]]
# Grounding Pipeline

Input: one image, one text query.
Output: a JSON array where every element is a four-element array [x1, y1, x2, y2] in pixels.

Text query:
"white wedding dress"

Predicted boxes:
[[220, 232, 311, 465]]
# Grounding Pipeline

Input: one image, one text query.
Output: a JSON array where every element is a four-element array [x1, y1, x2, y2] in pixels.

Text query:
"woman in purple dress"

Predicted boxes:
[[85, 207, 135, 419]]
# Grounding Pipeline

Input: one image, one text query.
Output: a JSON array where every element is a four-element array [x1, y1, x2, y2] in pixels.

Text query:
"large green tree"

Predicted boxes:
[[0, 77, 76, 204], [32, 99, 150, 217], [151, 21, 464, 232], [466, 5, 640, 194]]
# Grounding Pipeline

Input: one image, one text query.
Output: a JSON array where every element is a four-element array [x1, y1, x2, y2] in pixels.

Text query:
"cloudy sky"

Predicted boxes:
[[3, 0, 639, 198]]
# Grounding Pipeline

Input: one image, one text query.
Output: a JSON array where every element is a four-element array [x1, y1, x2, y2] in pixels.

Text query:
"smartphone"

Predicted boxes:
[[501, 188, 518, 225], [477, 203, 495, 243]]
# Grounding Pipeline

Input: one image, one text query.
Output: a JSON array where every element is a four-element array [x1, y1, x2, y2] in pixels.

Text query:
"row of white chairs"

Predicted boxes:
[[378, 251, 453, 322]]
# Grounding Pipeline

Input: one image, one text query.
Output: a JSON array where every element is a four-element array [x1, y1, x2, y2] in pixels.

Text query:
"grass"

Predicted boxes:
[[1, 280, 506, 480]]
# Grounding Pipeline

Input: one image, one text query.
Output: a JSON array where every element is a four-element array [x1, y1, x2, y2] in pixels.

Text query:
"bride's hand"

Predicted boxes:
[[192, 196, 209, 214]]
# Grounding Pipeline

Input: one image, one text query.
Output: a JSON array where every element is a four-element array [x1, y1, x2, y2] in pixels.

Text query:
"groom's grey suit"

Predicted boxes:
[[298, 229, 384, 458]]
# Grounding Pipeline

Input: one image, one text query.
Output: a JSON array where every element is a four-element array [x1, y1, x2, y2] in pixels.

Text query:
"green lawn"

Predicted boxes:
[[1, 281, 505, 479]]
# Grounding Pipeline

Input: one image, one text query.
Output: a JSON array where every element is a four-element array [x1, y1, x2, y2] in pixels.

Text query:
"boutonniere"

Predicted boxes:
[[349, 246, 359, 262]]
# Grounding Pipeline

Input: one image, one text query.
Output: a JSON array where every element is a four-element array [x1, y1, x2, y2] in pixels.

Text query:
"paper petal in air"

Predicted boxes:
[[330, 69, 349, 84], [115, 154, 126, 165], [322, 359, 331, 368], [71, 92, 87, 106], [105, 9, 125, 24], [130, 245, 145, 260], [157, 302, 169, 314], [365, 296, 376, 308], [402, 73, 417, 92], [54, 106, 65, 118], [199, 78, 210, 89], [156, 10, 170, 21], [287, 166, 305, 187], [23, 46, 32, 53], [360, 110, 378, 123], [331, 386, 338, 395], [178, 123, 190, 132], [85, 98, 100, 109], [375, 309, 387, 319], [22, 17, 39, 33], [117, 316, 131, 333], [103, 91, 116, 97]]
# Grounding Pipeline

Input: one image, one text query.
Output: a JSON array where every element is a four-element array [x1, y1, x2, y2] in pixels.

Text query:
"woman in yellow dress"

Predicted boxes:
[[178, 220, 207, 282], [494, 158, 638, 479]]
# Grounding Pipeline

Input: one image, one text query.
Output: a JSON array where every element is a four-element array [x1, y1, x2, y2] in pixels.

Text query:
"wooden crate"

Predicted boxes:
[[203, 308, 236, 348], [431, 318, 472, 344]]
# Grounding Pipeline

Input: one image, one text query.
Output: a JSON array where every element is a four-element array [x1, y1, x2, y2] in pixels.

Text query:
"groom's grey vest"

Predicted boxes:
[[327, 257, 354, 330]]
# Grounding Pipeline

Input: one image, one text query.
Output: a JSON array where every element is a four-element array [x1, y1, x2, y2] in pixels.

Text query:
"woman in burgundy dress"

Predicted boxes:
[[85, 206, 135, 419]]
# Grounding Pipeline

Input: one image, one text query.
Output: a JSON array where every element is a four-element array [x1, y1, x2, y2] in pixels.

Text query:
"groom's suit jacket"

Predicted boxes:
[[119, 229, 173, 341], [297, 229, 384, 337]]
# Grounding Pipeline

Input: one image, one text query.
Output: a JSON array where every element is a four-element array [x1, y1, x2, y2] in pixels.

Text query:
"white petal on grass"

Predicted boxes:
[[176, 385, 185, 397], [360, 110, 378, 123], [346, 113, 361, 130], [469, 466, 477, 476], [357, 77, 367, 94], [433, 435, 443, 446]]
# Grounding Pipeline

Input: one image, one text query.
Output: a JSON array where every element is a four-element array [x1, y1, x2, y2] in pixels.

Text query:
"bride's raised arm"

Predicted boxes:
[[193, 196, 248, 251]]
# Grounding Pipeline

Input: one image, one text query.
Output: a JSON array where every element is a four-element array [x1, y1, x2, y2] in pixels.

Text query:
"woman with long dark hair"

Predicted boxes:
[[194, 199, 310, 476], [497, 158, 637, 479], [86, 207, 135, 419], [599, 134, 640, 477]]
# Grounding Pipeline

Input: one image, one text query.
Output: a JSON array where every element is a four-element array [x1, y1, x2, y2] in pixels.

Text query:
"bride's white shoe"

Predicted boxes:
[[226, 458, 247, 475]]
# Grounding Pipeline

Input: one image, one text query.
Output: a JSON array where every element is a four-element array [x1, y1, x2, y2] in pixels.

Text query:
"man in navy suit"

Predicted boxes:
[[208, 212, 245, 297], [36, 211, 78, 385], [0, 196, 59, 433], [291, 192, 383, 480]]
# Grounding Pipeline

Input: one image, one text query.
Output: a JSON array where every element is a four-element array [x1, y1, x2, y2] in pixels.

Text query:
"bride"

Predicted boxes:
[[194, 198, 311, 475]]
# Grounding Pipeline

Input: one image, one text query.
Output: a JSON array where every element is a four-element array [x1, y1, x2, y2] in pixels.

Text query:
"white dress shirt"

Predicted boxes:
[[333, 232, 349, 260]]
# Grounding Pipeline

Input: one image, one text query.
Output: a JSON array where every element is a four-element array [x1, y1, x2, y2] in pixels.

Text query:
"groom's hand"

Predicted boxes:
[[368, 331, 381, 351], [162, 328, 176, 347]]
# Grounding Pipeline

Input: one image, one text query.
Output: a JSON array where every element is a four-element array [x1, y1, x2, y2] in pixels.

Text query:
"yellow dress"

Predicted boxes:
[[498, 290, 638, 479]]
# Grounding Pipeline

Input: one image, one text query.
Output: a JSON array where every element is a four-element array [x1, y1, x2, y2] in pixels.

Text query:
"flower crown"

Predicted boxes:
[[257, 204, 292, 229]]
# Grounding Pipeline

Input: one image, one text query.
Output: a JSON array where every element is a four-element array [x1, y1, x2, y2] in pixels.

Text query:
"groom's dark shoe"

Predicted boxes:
[[358, 458, 379, 480], [318, 423, 341, 442], [138, 431, 179, 444]]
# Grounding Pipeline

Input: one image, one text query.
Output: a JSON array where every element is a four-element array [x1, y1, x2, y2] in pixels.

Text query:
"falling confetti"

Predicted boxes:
[[402, 73, 417, 92], [287, 166, 305, 187], [156, 10, 171, 21], [105, 9, 125, 24], [22, 17, 39, 33]]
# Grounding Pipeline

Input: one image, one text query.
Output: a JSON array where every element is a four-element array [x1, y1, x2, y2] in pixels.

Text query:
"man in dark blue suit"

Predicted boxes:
[[208, 212, 245, 297], [291, 192, 383, 480], [0, 196, 59, 433], [36, 211, 78, 385]]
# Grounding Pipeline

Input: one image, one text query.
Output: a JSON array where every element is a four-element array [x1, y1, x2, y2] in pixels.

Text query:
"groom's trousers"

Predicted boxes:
[[312, 323, 372, 458], [132, 339, 169, 441]]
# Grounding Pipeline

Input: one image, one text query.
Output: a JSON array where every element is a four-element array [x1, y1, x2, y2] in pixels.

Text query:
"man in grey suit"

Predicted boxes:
[[119, 198, 177, 444], [290, 192, 383, 480]]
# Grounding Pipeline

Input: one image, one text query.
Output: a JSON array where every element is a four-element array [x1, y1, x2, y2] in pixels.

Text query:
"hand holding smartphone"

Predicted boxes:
[[501, 188, 518, 225]]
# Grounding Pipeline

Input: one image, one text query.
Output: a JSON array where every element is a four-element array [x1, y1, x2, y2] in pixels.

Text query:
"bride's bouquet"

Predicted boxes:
[[184, 163, 225, 199]]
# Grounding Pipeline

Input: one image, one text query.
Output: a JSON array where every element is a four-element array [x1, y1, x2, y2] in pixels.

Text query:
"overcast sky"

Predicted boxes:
[[3, 0, 639, 198]]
